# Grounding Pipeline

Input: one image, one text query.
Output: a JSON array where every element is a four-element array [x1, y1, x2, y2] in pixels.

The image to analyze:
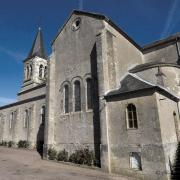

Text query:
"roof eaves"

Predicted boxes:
[[129, 62, 180, 73], [142, 35, 180, 53], [105, 86, 179, 102], [51, 10, 75, 45], [105, 86, 154, 99], [155, 86, 179, 102], [0, 95, 46, 110], [105, 18, 142, 50]]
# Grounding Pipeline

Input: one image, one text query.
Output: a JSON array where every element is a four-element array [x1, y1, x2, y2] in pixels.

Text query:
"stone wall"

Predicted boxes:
[[106, 91, 168, 179], [0, 96, 46, 148], [48, 14, 104, 159], [156, 92, 179, 176], [143, 42, 179, 64], [95, 21, 143, 171], [98, 21, 143, 91]]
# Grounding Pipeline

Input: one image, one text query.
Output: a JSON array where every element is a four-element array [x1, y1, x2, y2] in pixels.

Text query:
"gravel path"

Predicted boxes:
[[0, 147, 134, 180]]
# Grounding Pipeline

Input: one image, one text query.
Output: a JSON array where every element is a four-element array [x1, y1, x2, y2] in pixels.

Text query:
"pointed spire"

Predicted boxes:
[[26, 27, 47, 60]]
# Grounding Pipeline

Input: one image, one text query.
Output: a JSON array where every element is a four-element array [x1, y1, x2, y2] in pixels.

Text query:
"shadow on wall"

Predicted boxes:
[[90, 43, 101, 167], [171, 142, 180, 180], [36, 123, 45, 158]]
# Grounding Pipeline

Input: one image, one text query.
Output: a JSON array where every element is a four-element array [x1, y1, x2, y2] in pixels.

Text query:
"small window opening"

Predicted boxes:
[[130, 152, 142, 170]]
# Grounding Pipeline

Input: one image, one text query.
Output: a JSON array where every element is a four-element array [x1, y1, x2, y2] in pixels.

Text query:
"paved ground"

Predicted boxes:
[[0, 147, 134, 180]]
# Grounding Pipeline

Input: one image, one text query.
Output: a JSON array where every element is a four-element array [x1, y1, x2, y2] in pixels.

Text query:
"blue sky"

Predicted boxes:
[[0, 0, 180, 105]]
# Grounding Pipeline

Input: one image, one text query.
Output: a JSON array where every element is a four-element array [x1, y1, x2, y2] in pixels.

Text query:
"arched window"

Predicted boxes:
[[40, 106, 45, 125], [64, 85, 69, 113], [24, 67, 27, 80], [9, 112, 13, 129], [74, 81, 81, 112], [44, 66, 47, 78], [126, 104, 138, 129], [24, 109, 29, 128], [29, 64, 33, 77], [39, 65, 43, 78], [27, 66, 29, 79], [86, 78, 93, 110]]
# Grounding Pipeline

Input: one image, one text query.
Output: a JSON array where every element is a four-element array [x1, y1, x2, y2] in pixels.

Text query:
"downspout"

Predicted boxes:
[[177, 101, 180, 142], [175, 37, 180, 64], [177, 101, 180, 124], [176, 37, 180, 130], [176, 37, 180, 138]]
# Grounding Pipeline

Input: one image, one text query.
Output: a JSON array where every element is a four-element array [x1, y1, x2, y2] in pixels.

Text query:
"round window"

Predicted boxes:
[[72, 18, 81, 31]]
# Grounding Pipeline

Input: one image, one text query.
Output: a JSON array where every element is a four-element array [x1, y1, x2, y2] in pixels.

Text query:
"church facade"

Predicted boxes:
[[0, 10, 180, 179]]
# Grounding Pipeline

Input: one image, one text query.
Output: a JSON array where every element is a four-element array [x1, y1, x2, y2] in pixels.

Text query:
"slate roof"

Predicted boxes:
[[24, 28, 47, 61], [129, 62, 180, 73], [105, 74, 179, 102], [106, 74, 153, 96], [143, 32, 180, 52], [0, 95, 46, 110]]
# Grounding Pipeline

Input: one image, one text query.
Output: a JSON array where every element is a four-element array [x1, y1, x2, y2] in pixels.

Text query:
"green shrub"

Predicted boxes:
[[18, 140, 29, 148], [83, 148, 94, 166], [47, 147, 99, 167], [69, 147, 95, 166], [69, 152, 76, 163], [2, 141, 8, 146], [8, 141, 14, 148], [69, 149, 83, 164], [18, 140, 23, 148], [57, 149, 68, 162], [48, 148, 57, 160]]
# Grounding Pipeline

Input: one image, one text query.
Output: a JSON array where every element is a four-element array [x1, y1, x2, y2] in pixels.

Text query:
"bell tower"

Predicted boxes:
[[20, 27, 48, 92]]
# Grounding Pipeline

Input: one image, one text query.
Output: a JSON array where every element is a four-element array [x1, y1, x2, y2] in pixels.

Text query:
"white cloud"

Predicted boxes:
[[161, 0, 179, 38], [0, 97, 16, 106], [0, 46, 25, 62]]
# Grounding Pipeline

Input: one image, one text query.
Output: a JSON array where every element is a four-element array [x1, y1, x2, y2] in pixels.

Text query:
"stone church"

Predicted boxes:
[[0, 10, 180, 179]]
